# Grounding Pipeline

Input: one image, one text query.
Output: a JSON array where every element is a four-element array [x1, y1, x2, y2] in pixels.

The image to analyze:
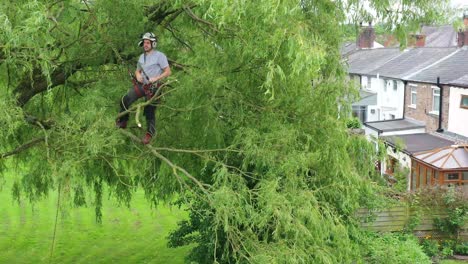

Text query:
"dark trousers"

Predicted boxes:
[[119, 83, 157, 135]]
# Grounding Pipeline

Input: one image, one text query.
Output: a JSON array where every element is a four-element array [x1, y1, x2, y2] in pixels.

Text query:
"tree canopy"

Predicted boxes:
[[0, 0, 449, 263]]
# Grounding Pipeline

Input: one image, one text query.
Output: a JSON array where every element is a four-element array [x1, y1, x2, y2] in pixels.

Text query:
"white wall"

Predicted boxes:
[[448, 87, 468, 137], [369, 76, 379, 93], [360, 75, 379, 93], [381, 127, 426, 137], [367, 105, 380, 122], [385, 146, 411, 169], [364, 126, 379, 140], [377, 79, 405, 120]]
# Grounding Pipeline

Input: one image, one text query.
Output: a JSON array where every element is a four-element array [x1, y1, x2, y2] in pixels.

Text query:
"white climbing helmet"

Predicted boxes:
[[138, 32, 157, 48]]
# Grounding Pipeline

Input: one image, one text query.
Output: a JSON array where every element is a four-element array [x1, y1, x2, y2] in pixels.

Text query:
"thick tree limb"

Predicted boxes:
[[145, 2, 191, 26], [0, 137, 45, 159], [13, 65, 81, 107]]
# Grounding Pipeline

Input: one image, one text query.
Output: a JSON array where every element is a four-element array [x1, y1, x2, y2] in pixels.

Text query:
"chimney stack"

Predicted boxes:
[[357, 22, 375, 49], [410, 34, 426, 47], [458, 30, 468, 47], [457, 14, 468, 48]]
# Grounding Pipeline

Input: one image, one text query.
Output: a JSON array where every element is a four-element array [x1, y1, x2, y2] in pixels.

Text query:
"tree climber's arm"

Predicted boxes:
[[149, 66, 171, 84], [135, 69, 144, 83]]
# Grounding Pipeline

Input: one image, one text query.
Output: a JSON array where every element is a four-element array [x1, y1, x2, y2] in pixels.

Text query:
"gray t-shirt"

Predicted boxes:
[[137, 50, 169, 84]]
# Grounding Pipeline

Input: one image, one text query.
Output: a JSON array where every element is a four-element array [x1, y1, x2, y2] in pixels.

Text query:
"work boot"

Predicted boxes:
[[115, 119, 127, 129], [142, 132, 152, 145]]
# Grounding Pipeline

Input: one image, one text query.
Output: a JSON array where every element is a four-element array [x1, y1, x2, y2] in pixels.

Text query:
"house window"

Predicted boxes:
[[432, 87, 440, 114], [367, 77, 372, 90], [384, 80, 389, 92], [393, 80, 397, 91], [461, 95, 468, 109], [410, 86, 417, 107], [445, 172, 459, 181], [389, 114, 395, 119]]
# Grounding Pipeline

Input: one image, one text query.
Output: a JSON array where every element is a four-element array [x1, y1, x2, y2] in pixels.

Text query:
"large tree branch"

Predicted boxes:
[[0, 137, 45, 159], [13, 64, 82, 107], [145, 2, 193, 26]]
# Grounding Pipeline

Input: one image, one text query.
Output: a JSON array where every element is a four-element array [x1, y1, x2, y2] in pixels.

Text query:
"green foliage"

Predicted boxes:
[[432, 188, 468, 238], [393, 166, 410, 193], [441, 242, 454, 258], [359, 232, 431, 264], [346, 117, 361, 129], [404, 187, 468, 260], [421, 238, 440, 257], [0, 0, 452, 263], [454, 241, 468, 255]]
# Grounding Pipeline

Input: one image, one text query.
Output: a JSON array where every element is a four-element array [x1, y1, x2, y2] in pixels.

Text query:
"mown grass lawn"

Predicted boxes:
[[0, 172, 192, 264]]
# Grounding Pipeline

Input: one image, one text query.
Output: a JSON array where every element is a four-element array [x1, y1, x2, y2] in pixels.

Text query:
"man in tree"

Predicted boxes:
[[116, 32, 171, 144]]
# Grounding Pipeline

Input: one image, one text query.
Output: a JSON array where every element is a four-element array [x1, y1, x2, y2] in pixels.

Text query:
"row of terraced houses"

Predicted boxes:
[[343, 15, 468, 193]]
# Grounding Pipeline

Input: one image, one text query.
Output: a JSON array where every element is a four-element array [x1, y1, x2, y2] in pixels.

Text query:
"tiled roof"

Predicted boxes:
[[364, 118, 425, 133], [352, 93, 377, 106], [341, 42, 357, 57], [346, 48, 402, 75], [421, 25, 458, 47], [382, 133, 455, 154], [405, 48, 468, 84], [434, 131, 468, 144], [369, 47, 457, 79], [448, 74, 468, 88], [341, 41, 385, 57]]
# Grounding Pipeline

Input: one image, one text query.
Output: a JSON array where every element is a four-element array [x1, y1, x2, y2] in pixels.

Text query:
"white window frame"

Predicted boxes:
[[431, 86, 440, 115], [393, 80, 398, 91], [367, 77, 372, 90], [461, 94, 468, 109], [409, 84, 417, 108]]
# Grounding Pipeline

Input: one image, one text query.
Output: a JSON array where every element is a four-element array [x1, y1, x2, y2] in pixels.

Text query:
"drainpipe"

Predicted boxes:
[[436, 77, 444, 132], [403, 80, 408, 118]]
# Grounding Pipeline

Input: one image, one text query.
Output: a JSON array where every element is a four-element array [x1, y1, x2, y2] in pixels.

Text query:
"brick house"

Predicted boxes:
[[344, 16, 468, 191], [404, 48, 468, 136], [404, 82, 449, 133]]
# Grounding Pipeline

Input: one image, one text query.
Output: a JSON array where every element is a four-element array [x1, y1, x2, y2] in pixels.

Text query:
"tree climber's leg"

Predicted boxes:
[[143, 103, 156, 135], [117, 85, 145, 128], [142, 103, 156, 144]]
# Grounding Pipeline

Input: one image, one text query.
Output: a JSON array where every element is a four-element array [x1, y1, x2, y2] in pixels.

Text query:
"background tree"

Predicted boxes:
[[0, 0, 449, 263]]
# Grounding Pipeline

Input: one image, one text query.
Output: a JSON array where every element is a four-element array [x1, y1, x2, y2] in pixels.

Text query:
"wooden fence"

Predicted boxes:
[[357, 206, 468, 240]]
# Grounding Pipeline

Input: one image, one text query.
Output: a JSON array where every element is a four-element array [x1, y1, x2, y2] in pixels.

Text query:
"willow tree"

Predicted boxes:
[[0, 0, 449, 263]]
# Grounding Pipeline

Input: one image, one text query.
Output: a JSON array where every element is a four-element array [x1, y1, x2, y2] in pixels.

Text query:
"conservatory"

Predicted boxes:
[[410, 145, 468, 192]]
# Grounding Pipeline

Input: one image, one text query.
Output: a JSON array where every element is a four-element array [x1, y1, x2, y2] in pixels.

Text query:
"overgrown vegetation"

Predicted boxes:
[[406, 187, 468, 260], [0, 0, 453, 262]]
